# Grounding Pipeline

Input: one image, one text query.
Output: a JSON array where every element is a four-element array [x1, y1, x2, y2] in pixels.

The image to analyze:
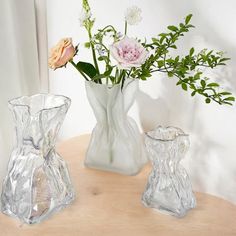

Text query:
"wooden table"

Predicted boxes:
[[0, 135, 236, 236]]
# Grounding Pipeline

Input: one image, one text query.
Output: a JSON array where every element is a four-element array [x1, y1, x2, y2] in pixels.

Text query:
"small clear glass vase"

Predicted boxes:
[[142, 126, 196, 217], [1, 94, 75, 224], [85, 79, 147, 175]]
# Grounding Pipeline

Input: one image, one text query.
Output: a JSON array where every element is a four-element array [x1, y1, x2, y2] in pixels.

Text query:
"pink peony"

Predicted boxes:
[[110, 36, 149, 69]]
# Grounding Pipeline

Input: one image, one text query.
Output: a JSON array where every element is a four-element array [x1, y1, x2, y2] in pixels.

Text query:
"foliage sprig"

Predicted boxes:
[[130, 15, 234, 105]]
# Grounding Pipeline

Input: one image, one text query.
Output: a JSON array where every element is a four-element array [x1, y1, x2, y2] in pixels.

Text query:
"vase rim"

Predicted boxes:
[[145, 126, 189, 142], [8, 93, 71, 114], [85, 78, 137, 89]]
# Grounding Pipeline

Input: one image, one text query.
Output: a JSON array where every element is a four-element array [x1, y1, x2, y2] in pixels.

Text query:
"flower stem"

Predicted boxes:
[[69, 61, 89, 81], [88, 30, 101, 83], [118, 69, 125, 84], [124, 21, 128, 35]]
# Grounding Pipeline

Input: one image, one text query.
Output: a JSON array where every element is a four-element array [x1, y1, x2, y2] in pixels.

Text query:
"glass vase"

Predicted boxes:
[[85, 79, 147, 175], [142, 126, 196, 217], [1, 94, 75, 224]]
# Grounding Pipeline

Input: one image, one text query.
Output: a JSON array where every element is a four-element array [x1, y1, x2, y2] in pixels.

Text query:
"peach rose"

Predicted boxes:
[[48, 38, 75, 69]]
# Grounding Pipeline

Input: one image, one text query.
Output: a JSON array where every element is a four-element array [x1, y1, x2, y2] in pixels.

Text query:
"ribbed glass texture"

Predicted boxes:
[[1, 94, 74, 224], [142, 126, 196, 217]]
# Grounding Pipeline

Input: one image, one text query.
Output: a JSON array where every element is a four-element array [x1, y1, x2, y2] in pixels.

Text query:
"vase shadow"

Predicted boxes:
[[135, 89, 170, 132]]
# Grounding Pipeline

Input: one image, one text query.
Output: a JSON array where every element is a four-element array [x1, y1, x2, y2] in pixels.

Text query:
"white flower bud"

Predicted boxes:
[[79, 8, 92, 27], [125, 6, 142, 25]]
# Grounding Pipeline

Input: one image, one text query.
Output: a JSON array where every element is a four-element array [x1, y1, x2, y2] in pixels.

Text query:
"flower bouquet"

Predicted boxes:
[[49, 0, 234, 175]]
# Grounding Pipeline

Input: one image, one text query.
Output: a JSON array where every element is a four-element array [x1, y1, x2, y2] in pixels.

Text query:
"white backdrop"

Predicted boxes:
[[47, 0, 236, 204]]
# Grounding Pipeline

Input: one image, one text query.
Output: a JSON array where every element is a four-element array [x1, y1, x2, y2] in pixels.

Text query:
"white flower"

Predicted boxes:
[[125, 6, 142, 25], [95, 45, 106, 56], [79, 8, 91, 27]]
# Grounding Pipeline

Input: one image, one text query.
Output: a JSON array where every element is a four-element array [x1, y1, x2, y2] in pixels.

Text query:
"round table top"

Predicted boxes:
[[0, 134, 236, 236]]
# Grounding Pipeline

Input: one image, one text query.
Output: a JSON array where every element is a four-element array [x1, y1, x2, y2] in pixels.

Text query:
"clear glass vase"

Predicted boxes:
[[1, 94, 75, 224], [85, 79, 147, 175], [142, 126, 196, 217]]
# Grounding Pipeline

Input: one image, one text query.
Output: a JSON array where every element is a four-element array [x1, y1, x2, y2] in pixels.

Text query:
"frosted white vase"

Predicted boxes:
[[85, 79, 147, 175]]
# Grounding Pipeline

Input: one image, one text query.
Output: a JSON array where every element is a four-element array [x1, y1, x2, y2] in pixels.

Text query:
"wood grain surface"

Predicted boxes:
[[0, 134, 235, 236]]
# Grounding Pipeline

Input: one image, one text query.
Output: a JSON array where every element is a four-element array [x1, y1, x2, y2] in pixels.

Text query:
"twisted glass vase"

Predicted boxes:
[[85, 79, 147, 175], [142, 126, 196, 217], [1, 94, 75, 224]]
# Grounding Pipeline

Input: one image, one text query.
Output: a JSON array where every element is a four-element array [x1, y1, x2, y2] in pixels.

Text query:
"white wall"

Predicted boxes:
[[47, 0, 236, 204]]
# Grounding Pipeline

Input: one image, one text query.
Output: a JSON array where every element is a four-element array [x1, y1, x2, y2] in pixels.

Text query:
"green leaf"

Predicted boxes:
[[190, 84, 196, 90], [200, 80, 206, 88], [191, 91, 196, 96], [170, 45, 177, 49], [82, 0, 91, 12], [219, 58, 230, 62], [84, 42, 90, 48], [207, 83, 219, 87], [104, 67, 113, 76], [98, 56, 107, 61], [181, 83, 188, 91], [185, 14, 193, 24], [205, 98, 211, 104], [76, 61, 97, 79], [152, 37, 159, 43], [189, 47, 194, 56], [176, 80, 182, 85], [166, 58, 174, 64], [175, 56, 180, 63], [224, 97, 235, 101], [92, 74, 106, 81], [186, 24, 194, 28], [157, 60, 164, 68], [220, 92, 232, 96], [167, 25, 178, 31], [160, 36, 166, 44], [158, 33, 168, 37], [194, 72, 202, 80], [206, 50, 213, 57]]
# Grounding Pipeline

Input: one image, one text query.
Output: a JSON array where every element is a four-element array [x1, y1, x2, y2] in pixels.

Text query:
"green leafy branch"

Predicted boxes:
[[131, 14, 234, 105]]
